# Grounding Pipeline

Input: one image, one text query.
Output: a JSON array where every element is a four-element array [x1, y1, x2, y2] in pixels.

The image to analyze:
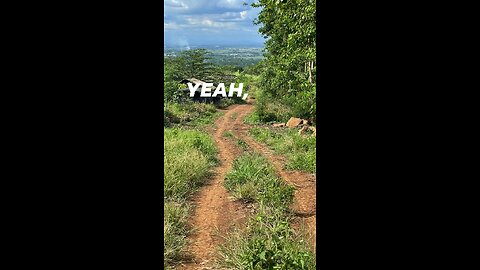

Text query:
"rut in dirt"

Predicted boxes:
[[179, 104, 249, 270], [232, 103, 317, 253]]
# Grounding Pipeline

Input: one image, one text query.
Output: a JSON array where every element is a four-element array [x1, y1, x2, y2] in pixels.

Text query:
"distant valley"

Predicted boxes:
[[164, 46, 264, 68]]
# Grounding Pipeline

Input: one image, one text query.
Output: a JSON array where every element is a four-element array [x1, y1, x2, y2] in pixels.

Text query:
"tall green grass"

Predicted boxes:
[[249, 127, 316, 173], [164, 102, 220, 127], [219, 152, 315, 269], [224, 153, 293, 208], [164, 128, 217, 268]]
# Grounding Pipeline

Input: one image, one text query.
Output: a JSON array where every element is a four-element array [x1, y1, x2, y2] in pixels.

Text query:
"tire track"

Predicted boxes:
[[232, 103, 317, 253], [178, 105, 249, 270]]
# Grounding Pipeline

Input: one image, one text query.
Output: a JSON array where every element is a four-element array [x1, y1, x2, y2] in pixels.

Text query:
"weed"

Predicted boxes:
[[236, 139, 249, 150], [223, 131, 234, 138]]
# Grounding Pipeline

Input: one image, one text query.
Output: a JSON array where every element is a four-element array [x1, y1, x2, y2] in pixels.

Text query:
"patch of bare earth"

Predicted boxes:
[[178, 105, 250, 270]]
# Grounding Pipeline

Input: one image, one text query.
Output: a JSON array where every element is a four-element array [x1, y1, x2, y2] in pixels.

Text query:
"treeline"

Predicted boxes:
[[165, 49, 236, 102], [207, 56, 262, 68], [164, 48, 260, 103], [250, 0, 316, 123]]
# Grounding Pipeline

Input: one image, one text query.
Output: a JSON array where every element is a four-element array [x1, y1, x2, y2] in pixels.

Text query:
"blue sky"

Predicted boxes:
[[164, 0, 264, 47]]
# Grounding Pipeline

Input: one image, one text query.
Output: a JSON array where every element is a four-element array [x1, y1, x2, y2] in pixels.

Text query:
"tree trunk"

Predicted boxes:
[[308, 60, 315, 84]]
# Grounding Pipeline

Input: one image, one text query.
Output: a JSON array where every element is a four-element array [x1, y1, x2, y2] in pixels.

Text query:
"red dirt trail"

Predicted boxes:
[[178, 102, 316, 269]]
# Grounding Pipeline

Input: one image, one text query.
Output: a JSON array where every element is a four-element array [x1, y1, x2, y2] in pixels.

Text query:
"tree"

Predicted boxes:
[[174, 49, 214, 81], [251, 0, 316, 121]]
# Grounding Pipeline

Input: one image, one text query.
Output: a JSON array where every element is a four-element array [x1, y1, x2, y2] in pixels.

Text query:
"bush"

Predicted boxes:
[[253, 89, 293, 123]]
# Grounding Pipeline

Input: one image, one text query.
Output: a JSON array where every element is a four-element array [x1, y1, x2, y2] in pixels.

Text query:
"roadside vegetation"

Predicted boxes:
[[164, 102, 220, 128], [250, 127, 316, 173], [164, 128, 217, 269], [248, 0, 316, 123], [242, 0, 317, 176], [219, 152, 316, 269]]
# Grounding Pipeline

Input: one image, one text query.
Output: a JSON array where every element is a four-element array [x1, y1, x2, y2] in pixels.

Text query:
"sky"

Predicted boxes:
[[164, 0, 264, 48]]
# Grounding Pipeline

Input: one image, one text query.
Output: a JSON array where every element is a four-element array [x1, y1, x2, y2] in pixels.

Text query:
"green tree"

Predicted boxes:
[[252, 0, 316, 121], [175, 49, 214, 81]]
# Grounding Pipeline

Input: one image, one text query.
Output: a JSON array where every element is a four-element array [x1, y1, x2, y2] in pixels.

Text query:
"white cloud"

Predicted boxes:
[[217, 0, 244, 8], [164, 0, 263, 46], [164, 21, 187, 30], [164, 0, 187, 8], [183, 16, 236, 28]]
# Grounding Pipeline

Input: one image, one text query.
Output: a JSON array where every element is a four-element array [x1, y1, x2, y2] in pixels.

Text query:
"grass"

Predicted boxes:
[[236, 139, 249, 151], [164, 200, 189, 269], [249, 127, 316, 173], [164, 127, 217, 268], [248, 97, 294, 124], [223, 131, 234, 138], [224, 152, 293, 208], [164, 101, 221, 128], [218, 96, 246, 109], [219, 152, 315, 269]]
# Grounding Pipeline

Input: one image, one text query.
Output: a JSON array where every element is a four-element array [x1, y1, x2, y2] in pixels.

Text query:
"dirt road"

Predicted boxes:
[[179, 102, 316, 269]]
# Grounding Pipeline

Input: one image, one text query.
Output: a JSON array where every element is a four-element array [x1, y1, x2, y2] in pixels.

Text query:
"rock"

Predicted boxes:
[[272, 123, 285, 128], [298, 126, 309, 135], [286, 117, 303, 128]]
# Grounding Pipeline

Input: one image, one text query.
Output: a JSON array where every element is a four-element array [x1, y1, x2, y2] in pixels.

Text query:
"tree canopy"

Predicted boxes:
[[252, 0, 316, 121]]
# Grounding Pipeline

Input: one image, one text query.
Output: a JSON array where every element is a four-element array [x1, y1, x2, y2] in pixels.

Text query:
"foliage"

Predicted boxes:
[[251, 0, 316, 122], [164, 101, 220, 127], [166, 48, 214, 81], [164, 48, 252, 107]]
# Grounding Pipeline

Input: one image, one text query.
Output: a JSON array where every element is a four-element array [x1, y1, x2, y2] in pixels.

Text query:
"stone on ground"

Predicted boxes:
[[286, 117, 303, 128]]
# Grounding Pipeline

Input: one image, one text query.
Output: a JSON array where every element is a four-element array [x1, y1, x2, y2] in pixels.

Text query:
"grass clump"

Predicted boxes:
[[236, 139, 249, 151], [219, 153, 315, 269], [218, 96, 246, 109], [164, 127, 217, 268], [223, 131, 234, 138], [224, 152, 293, 210], [249, 127, 316, 173], [164, 200, 189, 268]]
